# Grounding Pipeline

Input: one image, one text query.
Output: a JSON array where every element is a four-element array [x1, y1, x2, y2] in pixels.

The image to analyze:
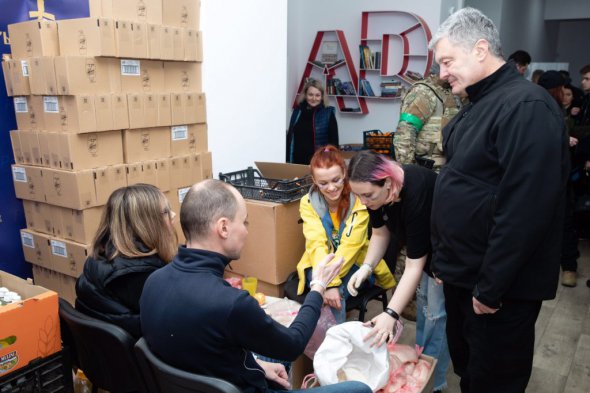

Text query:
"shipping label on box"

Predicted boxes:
[[120, 59, 164, 92], [12, 165, 45, 202], [170, 124, 207, 156], [13, 96, 31, 130], [0, 271, 61, 377], [50, 238, 89, 278], [163, 0, 200, 29], [163, 61, 201, 92], [60, 131, 124, 171], [8, 20, 60, 59], [20, 229, 53, 269], [123, 127, 171, 163], [10, 59, 31, 96], [94, 164, 127, 206], [58, 17, 116, 57]]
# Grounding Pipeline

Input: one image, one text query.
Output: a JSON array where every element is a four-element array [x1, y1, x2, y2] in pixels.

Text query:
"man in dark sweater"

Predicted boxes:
[[140, 179, 371, 393], [429, 7, 569, 393]]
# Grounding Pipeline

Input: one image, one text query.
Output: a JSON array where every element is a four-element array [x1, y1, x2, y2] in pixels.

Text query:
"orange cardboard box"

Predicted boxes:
[[0, 270, 61, 377], [7, 20, 59, 59]]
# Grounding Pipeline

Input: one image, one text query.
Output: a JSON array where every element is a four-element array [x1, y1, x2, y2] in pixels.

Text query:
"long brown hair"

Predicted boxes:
[[92, 184, 177, 263], [310, 145, 351, 221]]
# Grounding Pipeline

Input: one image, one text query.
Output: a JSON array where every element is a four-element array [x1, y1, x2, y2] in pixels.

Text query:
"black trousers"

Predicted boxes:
[[443, 284, 542, 393]]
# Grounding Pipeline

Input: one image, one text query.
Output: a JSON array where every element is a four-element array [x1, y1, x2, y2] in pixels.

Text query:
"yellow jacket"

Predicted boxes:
[[296, 191, 396, 295]]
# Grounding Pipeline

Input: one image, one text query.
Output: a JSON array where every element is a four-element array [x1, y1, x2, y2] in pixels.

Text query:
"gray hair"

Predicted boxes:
[[180, 179, 239, 242], [429, 7, 502, 58]]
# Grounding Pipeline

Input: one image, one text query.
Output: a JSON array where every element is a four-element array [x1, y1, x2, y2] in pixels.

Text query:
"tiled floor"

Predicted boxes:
[[357, 239, 590, 393]]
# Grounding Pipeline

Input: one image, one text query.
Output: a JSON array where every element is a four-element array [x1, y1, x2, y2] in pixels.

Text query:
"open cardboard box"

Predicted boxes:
[[0, 271, 61, 377], [226, 162, 309, 285]]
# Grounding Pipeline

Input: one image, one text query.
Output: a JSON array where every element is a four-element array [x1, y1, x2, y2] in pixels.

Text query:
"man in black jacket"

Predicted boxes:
[[140, 179, 372, 393], [429, 8, 569, 393]]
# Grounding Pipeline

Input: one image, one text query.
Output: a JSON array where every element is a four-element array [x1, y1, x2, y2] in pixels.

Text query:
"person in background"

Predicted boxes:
[[429, 8, 569, 393], [507, 49, 531, 76], [287, 79, 339, 164], [346, 152, 437, 355], [140, 179, 371, 393], [75, 184, 177, 339], [538, 71, 580, 288], [531, 69, 544, 84], [295, 145, 395, 323], [392, 64, 461, 393], [575, 64, 590, 129], [563, 83, 583, 126]]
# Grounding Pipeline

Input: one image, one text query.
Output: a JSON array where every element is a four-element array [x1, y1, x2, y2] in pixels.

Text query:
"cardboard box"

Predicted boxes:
[[112, 93, 130, 129], [127, 93, 145, 129], [22, 201, 53, 235], [43, 168, 97, 210], [37, 132, 53, 167], [163, 61, 201, 92], [169, 124, 208, 156], [19, 129, 42, 166], [184, 29, 203, 62], [171, 27, 184, 61], [157, 93, 171, 126], [58, 17, 116, 57], [8, 20, 59, 59], [114, 20, 133, 58], [132, 22, 149, 59], [141, 160, 158, 185], [225, 163, 309, 284], [43, 95, 97, 133], [46, 132, 62, 168], [155, 158, 171, 192], [185, 92, 206, 124], [49, 238, 89, 278], [160, 26, 173, 61], [20, 229, 53, 269], [167, 186, 190, 244], [123, 127, 171, 163], [200, 151, 213, 180], [31, 266, 77, 306], [147, 24, 161, 59], [94, 94, 113, 131], [28, 95, 45, 131], [94, 164, 127, 206], [3, 59, 30, 96], [61, 206, 103, 244], [162, 0, 200, 29], [13, 96, 43, 131], [90, 0, 163, 25], [143, 93, 158, 126], [170, 93, 184, 125], [28, 57, 57, 95], [120, 59, 164, 93], [9, 130, 23, 164], [54, 56, 120, 95], [12, 165, 45, 202], [169, 155, 193, 189], [0, 270, 61, 376], [126, 162, 143, 185], [59, 131, 124, 171]]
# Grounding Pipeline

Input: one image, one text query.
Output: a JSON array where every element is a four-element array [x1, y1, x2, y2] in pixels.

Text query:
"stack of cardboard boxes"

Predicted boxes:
[[3, 0, 210, 305]]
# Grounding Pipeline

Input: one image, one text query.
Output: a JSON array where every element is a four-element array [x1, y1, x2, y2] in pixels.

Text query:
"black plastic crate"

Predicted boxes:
[[219, 167, 312, 203], [0, 349, 73, 393], [362, 130, 395, 159]]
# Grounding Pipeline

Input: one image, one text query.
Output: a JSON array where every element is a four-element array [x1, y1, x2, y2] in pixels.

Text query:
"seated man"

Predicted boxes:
[[140, 179, 372, 393]]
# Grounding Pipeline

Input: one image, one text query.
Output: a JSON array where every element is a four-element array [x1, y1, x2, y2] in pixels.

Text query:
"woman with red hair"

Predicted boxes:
[[295, 145, 395, 322]]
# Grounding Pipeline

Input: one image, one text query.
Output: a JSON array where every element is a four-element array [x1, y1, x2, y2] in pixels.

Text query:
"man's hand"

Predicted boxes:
[[323, 287, 342, 310], [346, 264, 372, 296], [363, 312, 395, 347], [256, 360, 290, 389], [472, 297, 499, 315]]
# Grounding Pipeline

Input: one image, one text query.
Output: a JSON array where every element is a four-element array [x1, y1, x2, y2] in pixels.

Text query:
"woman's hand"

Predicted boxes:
[[323, 287, 342, 310], [346, 264, 372, 296], [570, 136, 578, 147], [363, 312, 395, 347], [572, 107, 580, 116], [311, 254, 344, 292], [256, 360, 290, 389]]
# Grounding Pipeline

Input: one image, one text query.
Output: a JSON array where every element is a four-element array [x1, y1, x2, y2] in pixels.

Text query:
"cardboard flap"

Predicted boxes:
[[255, 162, 309, 180]]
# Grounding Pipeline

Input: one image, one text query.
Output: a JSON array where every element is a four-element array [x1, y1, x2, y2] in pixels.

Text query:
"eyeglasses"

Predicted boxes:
[[316, 178, 345, 190]]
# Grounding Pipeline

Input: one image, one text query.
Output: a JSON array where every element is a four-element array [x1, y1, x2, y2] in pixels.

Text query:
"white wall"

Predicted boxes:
[[287, 0, 442, 145], [545, 0, 590, 20], [201, 0, 288, 176]]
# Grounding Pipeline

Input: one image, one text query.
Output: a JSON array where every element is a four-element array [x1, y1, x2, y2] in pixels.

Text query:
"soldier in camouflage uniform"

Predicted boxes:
[[390, 72, 462, 393]]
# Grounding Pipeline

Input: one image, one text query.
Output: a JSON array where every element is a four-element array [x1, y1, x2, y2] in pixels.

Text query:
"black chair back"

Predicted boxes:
[[134, 338, 241, 393], [58, 298, 146, 393]]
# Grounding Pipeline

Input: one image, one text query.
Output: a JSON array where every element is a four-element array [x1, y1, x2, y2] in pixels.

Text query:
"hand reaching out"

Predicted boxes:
[[256, 360, 290, 389], [346, 264, 372, 296], [311, 254, 344, 290], [363, 312, 396, 347]]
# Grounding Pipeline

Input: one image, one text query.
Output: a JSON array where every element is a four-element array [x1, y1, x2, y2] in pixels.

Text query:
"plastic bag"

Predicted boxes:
[[304, 305, 337, 359], [379, 344, 431, 393], [314, 321, 390, 391]]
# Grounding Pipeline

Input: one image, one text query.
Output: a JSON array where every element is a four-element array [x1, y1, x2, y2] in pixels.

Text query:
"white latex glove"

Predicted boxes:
[[347, 264, 372, 296]]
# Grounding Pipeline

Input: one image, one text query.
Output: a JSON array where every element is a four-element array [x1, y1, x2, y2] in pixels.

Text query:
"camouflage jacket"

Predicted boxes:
[[393, 75, 461, 172]]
